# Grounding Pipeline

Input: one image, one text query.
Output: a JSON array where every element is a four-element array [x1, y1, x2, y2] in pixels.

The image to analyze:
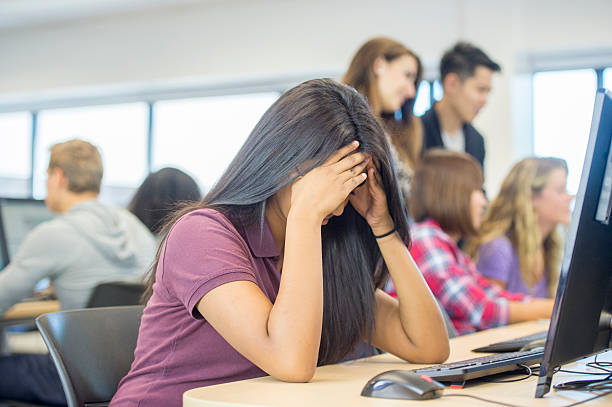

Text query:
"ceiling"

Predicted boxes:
[[0, 0, 205, 30]]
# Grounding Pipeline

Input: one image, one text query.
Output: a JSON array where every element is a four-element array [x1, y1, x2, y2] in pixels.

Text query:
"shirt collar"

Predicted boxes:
[[243, 217, 280, 259], [423, 218, 457, 245]]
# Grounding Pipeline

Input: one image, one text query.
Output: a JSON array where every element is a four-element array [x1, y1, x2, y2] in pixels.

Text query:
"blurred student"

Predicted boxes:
[[128, 167, 202, 235], [408, 150, 553, 335], [111, 79, 449, 406], [467, 157, 572, 298], [421, 42, 501, 170], [343, 36, 424, 199], [0, 139, 156, 405]]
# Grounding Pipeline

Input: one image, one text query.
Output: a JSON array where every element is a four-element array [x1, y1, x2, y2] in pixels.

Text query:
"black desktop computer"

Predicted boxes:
[[366, 90, 612, 398], [536, 88, 612, 397]]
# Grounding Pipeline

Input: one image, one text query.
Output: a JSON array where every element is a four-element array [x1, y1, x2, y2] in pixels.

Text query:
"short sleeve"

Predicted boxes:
[[159, 209, 257, 318], [477, 237, 514, 285]]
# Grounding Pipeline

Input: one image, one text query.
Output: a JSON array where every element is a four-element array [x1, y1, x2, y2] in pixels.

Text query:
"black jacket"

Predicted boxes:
[[421, 105, 486, 169]]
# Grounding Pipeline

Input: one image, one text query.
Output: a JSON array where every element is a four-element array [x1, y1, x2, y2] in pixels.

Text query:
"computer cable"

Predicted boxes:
[[481, 364, 534, 383], [586, 353, 612, 372], [586, 380, 612, 391], [554, 373, 612, 391], [556, 354, 612, 376], [442, 388, 612, 407], [557, 368, 610, 375]]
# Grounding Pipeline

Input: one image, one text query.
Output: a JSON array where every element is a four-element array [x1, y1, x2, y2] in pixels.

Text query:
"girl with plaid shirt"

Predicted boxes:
[[405, 150, 554, 335]]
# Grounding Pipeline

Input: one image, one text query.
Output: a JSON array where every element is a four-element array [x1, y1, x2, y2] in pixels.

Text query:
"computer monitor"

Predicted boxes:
[[0, 197, 56, 269], [536, 89, 612, 397]]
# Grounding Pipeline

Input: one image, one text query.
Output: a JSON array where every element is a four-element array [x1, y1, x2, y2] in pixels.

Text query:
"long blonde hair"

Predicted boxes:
[[467, 157, 568, 296]]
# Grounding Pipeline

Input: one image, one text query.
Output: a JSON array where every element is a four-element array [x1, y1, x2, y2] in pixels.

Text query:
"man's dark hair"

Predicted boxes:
[[440, 42, 501, 82]]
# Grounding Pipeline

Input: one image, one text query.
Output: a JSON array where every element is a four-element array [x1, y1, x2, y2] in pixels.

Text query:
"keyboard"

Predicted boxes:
[[411, 349, 544, 383], [472, 330, 548, 353]]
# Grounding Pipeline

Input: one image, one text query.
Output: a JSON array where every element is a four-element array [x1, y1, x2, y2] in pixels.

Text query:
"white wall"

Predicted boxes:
[[1, 0, 611, 195]]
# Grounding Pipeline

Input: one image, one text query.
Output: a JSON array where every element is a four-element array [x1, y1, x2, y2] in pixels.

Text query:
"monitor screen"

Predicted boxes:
[[536, 89, 612, 397], [0, 198, 56, 269]]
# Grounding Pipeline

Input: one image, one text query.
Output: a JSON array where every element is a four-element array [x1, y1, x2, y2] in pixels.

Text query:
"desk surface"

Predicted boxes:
[[184, 320, 612, 406], [1, 300, 60, 321]]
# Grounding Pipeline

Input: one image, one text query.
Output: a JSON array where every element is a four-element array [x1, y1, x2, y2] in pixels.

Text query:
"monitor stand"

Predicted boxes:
[[536, 312, 612, 398]]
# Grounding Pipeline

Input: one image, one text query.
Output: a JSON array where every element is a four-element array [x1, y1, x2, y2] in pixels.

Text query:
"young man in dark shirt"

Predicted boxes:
[[421, 42, 501, 170]]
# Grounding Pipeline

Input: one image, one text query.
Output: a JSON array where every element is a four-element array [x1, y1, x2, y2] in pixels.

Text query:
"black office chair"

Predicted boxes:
[[35, 306, 143, 407], [86, 282, 145, 308]]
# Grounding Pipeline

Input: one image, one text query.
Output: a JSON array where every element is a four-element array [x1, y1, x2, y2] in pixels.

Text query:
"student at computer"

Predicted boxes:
[[0, 139, 156, 405], [466, 157, 572, 298], [408, 150, 553, 335], [343, 36, 424, 200], [421, 42, 501, 170], [128, 167, 202, 236], [111, 79, 450, 406]]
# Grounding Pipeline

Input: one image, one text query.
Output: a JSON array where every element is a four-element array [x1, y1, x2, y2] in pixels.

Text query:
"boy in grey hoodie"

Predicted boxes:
[[0, 139, 156, 405]]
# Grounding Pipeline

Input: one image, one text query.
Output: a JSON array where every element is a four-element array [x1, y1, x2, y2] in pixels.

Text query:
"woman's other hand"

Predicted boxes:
[[290, 141, 369, 223], [349, 163, 394, 236]]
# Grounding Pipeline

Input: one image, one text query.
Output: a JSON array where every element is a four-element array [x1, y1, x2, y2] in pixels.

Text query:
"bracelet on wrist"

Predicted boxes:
[[373, 227, 396, 239]]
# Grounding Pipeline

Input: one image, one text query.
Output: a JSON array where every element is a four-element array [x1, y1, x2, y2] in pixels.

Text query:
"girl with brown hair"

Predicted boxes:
[[407, 150, 554, 335], [343, 37, 424, 199], [466, 157, 572, 298]]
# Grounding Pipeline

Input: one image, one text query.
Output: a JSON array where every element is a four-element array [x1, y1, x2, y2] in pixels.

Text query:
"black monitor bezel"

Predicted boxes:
[[536, 89, 612, 397]]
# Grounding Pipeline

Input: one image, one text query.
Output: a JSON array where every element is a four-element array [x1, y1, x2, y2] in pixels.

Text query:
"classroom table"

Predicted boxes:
[[184, 320, 612, 406], [0, 300, 60, 326]]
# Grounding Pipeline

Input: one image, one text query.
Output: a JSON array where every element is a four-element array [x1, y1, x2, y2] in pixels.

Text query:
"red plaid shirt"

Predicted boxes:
[[407, 219, 525, 335]]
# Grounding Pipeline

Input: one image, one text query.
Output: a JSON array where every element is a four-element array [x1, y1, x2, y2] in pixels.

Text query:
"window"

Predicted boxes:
[[604, 67, 612, 91], [533, 69, 597, 195], [413, 80, 443, 117], [34, 103, 149, 205], [432, 80, 443, 102], [152, 92, 279, 193], [413, 81, 431, 117], [0, 112, 32, 197]]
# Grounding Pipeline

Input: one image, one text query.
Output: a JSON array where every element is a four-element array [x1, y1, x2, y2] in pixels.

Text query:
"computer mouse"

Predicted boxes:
[[519, 339, 546, 352], [361, 370, 445, 400]]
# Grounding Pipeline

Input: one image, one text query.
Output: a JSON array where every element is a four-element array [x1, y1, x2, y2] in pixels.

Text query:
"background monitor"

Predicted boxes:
[[0, 197, 56, 268], [536, 89, 612, 397]]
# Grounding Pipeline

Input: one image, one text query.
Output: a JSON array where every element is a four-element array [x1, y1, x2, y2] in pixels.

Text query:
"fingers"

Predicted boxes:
[[344, 171, 367, 194], [341, 156, 370, 184], [322, 140, 360, 166], [333, 152, 370, 175], [367, 165, 384, 188]]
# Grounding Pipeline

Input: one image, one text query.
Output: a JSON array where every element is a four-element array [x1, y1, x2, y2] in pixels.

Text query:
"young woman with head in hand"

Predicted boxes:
[[343, 37, 424, 200], [407, 149, 554, 336], [466, 157, 572, 298], [111, 79, 449, 406]]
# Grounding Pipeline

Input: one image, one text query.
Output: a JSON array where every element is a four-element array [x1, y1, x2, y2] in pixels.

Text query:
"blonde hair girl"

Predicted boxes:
[[467, 157, 572, 297]]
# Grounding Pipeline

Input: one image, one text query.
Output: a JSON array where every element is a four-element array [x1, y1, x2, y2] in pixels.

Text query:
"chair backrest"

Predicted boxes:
[[86, 281, 145, 308], [35, 306, 143, 407], [436, 299, 458, 338]]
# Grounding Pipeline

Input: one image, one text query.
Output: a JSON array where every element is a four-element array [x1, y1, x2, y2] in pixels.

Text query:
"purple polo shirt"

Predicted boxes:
[[111, 208, 281, 407], [477, 236, 548, 298]]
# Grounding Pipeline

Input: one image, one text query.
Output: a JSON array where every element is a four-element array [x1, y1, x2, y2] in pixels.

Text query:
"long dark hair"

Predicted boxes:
[[128, 167, 202, 234], [143, 78, 410, 365]]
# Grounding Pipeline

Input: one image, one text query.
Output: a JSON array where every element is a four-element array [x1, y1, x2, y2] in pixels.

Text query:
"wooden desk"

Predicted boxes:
[[184, 320, 612, 406], [1, 300, 60, 325]]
